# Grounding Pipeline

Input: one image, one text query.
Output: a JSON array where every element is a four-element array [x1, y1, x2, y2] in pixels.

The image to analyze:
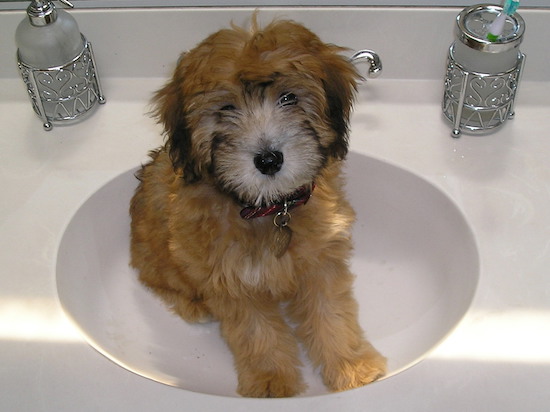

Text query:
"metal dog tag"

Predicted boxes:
[[271, 207, 292, 258], [271, 225, 292, 258]]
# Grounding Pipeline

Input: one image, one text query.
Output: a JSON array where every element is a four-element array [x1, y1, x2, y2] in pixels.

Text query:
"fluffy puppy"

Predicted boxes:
[[130, 18, 386, 398]]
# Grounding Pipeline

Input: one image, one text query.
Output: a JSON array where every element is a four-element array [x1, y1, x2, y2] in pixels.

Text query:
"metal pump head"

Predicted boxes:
[[27, 0, 74, 27]]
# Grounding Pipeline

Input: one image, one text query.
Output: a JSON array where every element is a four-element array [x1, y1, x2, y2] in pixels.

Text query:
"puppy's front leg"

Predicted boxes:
[[288, 262, 386, 392], [213, 296, 306, 398]]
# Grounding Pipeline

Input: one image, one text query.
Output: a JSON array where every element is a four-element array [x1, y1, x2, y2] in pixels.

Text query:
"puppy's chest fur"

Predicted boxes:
[[133, 148, 353, 298]]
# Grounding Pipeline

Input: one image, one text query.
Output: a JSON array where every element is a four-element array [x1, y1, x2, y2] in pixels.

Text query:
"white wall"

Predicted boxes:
[[0, 0, 548, 10]]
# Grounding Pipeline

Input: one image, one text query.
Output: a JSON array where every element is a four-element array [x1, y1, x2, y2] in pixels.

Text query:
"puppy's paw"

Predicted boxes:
[[172, 295, 213, 324], [237, 369, 307, 398], [323, 348, 387, 392]]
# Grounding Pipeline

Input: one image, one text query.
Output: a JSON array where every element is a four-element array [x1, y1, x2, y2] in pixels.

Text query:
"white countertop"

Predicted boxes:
[[1, 7, 550, 412]]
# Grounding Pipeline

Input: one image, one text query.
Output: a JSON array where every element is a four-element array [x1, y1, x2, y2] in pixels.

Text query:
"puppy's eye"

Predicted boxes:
[[220, 104, 236, 111], [277, 92, 298, 107]]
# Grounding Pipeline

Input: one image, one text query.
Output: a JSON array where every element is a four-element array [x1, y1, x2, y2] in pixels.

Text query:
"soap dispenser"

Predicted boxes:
[[16, 0, 105, 130]]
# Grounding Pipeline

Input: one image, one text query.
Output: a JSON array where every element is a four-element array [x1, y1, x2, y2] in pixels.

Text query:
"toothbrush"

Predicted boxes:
[[487, 0, 520, 42]]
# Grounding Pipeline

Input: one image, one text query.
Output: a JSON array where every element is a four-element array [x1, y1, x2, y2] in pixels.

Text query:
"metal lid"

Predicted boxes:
[[456, 4, 525, 53]]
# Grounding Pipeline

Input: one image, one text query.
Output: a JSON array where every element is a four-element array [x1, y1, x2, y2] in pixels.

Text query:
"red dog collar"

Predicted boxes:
[[240, 183, 315, 219]]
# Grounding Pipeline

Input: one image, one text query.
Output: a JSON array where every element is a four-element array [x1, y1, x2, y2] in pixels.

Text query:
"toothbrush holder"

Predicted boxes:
[[442, 4, 526, 137]]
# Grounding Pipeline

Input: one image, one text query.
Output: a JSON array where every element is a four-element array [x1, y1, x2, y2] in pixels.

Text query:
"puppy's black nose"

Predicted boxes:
[[254, 150, 284, 175]]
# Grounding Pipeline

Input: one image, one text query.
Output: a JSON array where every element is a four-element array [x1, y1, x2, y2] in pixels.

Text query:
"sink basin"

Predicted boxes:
[[56, 152, 479, 397]]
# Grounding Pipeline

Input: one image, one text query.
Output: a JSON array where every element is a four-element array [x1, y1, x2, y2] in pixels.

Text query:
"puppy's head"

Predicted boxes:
[[153, 19, 360, 206]]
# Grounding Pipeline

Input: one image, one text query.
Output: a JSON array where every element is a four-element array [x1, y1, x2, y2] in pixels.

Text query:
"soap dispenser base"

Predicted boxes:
[[17, 37, 105, 131]]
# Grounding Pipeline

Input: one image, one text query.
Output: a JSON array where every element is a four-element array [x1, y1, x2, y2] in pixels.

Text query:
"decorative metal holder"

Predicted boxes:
[[443, 45, 525, 137], [442, 4, 525, 137], [17, 36, 105, 131]]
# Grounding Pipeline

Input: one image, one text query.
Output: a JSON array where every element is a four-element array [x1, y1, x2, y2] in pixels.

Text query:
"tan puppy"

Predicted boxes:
[[130, 18, 386, 398]]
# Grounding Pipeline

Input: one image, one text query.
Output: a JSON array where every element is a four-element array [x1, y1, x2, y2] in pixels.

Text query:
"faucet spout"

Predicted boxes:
[[350, 50, 383, 79]]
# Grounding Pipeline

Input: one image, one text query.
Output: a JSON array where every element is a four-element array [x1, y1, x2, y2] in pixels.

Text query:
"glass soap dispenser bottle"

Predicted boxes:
[[16, 0, 105, 130]]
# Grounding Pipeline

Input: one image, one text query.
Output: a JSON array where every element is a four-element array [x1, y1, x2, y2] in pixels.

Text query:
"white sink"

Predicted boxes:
[[56, 152, 479, 397]]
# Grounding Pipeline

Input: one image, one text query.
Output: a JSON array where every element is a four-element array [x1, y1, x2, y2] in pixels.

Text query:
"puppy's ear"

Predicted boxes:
[[321, 50, 361, 160], [152, 58, 201, 184]]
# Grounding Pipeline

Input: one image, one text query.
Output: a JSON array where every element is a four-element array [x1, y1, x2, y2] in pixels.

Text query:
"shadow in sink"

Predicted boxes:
[[56, 152, 479, 397]]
